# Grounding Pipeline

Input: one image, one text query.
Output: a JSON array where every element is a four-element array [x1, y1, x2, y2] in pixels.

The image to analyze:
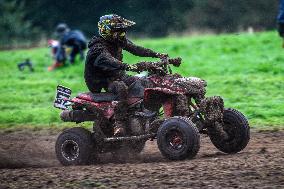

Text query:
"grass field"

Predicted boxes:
[[0, 32, 283, 129]]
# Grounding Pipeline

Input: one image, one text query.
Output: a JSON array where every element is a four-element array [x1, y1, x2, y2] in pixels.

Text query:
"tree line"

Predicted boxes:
[[0, 0, 279, 48]]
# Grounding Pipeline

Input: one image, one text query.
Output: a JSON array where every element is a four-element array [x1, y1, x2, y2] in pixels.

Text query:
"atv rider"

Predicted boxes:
[[48, 23, 87, 71], [85, 14, 167, 136]]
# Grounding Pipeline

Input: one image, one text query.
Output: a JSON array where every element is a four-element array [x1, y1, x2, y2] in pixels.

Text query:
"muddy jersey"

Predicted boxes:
[[85, 36, 159, 93]]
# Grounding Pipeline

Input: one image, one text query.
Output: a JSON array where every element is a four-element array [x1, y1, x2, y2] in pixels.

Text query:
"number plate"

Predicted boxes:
[[54, 85, 72, 110]]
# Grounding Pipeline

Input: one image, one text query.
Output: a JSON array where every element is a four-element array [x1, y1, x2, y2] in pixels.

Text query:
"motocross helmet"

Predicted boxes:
[[98, 14, 136, 41]]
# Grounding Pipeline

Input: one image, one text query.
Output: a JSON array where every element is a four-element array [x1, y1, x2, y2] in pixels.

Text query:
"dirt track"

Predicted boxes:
[[0, 129, 283, 189]]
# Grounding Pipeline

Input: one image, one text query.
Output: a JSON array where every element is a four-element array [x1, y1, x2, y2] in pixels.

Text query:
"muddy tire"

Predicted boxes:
[[209, 108, 250, 154], [157, 117, 200, 160], [55, 127, 94, 166]]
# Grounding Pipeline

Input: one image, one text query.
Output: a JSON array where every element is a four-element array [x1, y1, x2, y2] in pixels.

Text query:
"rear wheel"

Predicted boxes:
[[55, 127, 95, 166], [157, 117, 200, 160], [208, 108, 250, 154]]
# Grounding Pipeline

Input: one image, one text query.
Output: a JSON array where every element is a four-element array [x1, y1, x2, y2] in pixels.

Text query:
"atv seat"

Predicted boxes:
[[76, 92, 118, 102]]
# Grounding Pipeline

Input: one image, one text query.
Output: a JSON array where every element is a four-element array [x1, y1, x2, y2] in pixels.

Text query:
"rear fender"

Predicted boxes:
[[71, 97, 115, 119]]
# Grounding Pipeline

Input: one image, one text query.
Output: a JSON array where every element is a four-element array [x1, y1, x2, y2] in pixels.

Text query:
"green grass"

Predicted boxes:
[[0, 31, 283, 129]]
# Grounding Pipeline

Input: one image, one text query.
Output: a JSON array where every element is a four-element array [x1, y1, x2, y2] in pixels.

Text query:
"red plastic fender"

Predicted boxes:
[[162, 98, 174, 118], [72, 97, 115, 119]]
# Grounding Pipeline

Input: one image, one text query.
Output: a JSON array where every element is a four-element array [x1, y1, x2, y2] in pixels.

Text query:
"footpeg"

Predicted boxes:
[[135, 111, 156, 118]]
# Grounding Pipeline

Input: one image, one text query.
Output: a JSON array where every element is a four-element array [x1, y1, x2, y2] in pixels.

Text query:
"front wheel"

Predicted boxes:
[[157, 117, 200, 160], [208, 108, 250, 154], [55, 127, 95, 166]]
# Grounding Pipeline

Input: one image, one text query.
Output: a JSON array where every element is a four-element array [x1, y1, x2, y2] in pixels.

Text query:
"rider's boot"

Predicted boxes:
[[48, 61, 64, 71], [113, 120, 126, 137], [113, 100, 128, 137], [109, 81, 129, 137]]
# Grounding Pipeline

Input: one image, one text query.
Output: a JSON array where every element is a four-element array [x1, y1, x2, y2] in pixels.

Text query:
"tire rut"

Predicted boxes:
[[0, 130, 283, 188]]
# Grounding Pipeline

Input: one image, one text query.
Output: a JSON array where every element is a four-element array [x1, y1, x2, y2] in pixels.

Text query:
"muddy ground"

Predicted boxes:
[[0, 129, 283, 189]]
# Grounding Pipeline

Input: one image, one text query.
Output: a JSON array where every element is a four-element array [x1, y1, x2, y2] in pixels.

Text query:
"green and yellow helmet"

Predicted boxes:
[[98, 14, 136, 40]]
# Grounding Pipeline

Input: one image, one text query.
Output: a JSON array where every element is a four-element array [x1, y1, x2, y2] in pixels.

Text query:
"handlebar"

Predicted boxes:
[[159, 57, 182, 67], [127, 57, 182, 76]]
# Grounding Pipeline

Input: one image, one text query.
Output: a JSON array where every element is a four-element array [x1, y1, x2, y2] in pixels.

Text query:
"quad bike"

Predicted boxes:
[[53, 57, 250, 166]]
